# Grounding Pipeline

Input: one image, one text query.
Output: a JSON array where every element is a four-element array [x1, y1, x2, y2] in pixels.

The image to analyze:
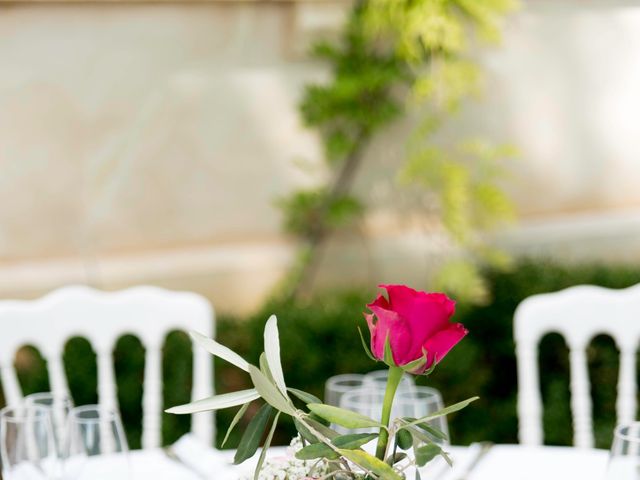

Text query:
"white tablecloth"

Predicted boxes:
[[6, 436, 605, 480], [424, 444, 608, 480], [128, 435, 609, 480]]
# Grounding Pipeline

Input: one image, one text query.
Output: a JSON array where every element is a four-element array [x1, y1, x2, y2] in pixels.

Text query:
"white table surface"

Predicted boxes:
[[1, 444, 611, 480], [127, 437, 610, 480]]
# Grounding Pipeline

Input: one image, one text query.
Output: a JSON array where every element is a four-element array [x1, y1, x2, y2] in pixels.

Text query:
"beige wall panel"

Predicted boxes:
[[2, 1, 640, 311]]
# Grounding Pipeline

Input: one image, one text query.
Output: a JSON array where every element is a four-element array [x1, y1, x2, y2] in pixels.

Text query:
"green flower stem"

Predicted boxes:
[[375, 366, 404, 460]]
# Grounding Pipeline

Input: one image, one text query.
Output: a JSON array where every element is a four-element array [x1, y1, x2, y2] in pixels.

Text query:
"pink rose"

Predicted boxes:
[[364, 284, 467, 374]]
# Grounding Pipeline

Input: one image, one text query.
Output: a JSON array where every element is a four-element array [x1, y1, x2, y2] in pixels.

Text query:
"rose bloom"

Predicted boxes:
[[365, 284, 467, 374]]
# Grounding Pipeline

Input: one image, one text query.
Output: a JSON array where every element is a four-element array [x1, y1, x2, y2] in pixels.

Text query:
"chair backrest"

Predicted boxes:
[[515, 284, 640, 448], [0, 285, 214, 449]]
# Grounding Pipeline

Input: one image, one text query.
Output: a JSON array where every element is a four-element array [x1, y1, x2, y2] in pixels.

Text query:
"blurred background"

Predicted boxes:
[[2, 0, 640, 452]]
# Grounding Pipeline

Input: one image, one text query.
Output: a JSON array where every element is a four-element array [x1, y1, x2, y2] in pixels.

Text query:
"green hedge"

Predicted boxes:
[[4, 260, 638, 450]]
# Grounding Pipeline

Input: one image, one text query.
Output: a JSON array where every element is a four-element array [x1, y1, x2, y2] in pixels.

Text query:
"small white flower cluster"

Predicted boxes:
[[245, 436, 329, 480]]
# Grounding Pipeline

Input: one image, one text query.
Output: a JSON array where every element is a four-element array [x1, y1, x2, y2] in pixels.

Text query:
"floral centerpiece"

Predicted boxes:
[[167, 285, 475, 480]]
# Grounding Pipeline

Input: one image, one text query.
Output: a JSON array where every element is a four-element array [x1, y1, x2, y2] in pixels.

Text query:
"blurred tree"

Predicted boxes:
[[279, 0, 518, 303]]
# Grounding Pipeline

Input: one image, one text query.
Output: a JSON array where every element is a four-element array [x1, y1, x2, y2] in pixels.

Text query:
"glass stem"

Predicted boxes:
[[375, 366, 403, 460]]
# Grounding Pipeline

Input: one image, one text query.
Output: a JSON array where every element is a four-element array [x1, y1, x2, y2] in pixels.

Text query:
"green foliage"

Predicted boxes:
[[15, 346, 49, 396], [365, 0, 517, 65], [400, 139, 517, 303], [278, 189, 364, 239], [414, 443, 441, 467], [401, 141, 517, 239], [281, 0, 519, 303], [295, 433, 378, 460], [307, 403, 382, 429], [300, 23, 405, 140], [234, 403, 273, 465], [431, 259, 491, 304], [161, 331, 193, 445], [280, 2, 404, 248], [114, 335, 144, 449]]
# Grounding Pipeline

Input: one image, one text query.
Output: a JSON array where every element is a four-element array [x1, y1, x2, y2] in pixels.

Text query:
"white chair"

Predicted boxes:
[[0, 285, 214, 449], [515, 284, 640, 448]]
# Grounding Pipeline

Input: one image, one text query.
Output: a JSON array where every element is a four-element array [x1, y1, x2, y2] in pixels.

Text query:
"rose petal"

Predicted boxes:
[[364, 312, 378, 356], [379, 284, 419, 316], [381, 285, 455, 325], [423, 323, 468, 369], [368, 305, 415, 365], [366, 294, 390, 311], [379, 285, 456, 350]]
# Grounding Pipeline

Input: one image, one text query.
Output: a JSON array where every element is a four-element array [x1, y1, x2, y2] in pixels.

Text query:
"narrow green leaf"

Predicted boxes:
[[253, 411, 280, 480], [405, 426, 452, 467], [396, 429, 412, 450], [234, 404, 273, 465], [400, 354, 426, 374], [307, 417, 339, 438], [419, 349, 437, 376], [422, 360, 438, 376], [295, 442, 339, 461], [358, 326, 377, 362], [308, 412, 330, 427], [294, 416, 339, 443], [415, 467, 422, 480], [338, 449, 403, 480], [405, 425, 433, 445], [259, 353, 276, 384], [406, 397, 479, 426], [189, 331, 249, 372], [400, 417, 448, 441], [413, 421, 448, 441], [440, 449, 453, 467], [333, 433, 379, 449], [288, 388, 322, 405], [383, 334, 396, 367], [295, 433, 378, 460], [249, 365, 296, 415], [294, 418, 319, 444], [166, 389, 260, 414], [307, 403, 383, 429], [264, 315, 288, 397], [222, 402, 251, 447], [415, 444, 441, 467], [386, 452, 407, 466]]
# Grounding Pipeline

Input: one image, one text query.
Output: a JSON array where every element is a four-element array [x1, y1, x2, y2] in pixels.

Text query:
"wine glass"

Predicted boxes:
[[339, 387, 386, 434], [326, 371, 415, 408], [339, 386, 448, 444], [0, 405, 59, 480], [394, 386, 448, 444], [325, 374, 366, 407], [363, 370, 416, 394], [604, 422, 640, 479], [25, 392, 73, 456], [64, 405, 130, 480]]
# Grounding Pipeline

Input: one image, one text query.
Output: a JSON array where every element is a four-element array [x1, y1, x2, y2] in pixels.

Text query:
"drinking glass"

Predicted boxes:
[[0, 405, 59, 480], [325, 374, 366, 407], [64, 405, 130, 480], [339, 387, 386, 434], [394, 386, 448, 444], [25, 392, 73, 456], [339, 385, 448, 444], [363, 370, 416, 394], [604, 422, 640, 479]]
